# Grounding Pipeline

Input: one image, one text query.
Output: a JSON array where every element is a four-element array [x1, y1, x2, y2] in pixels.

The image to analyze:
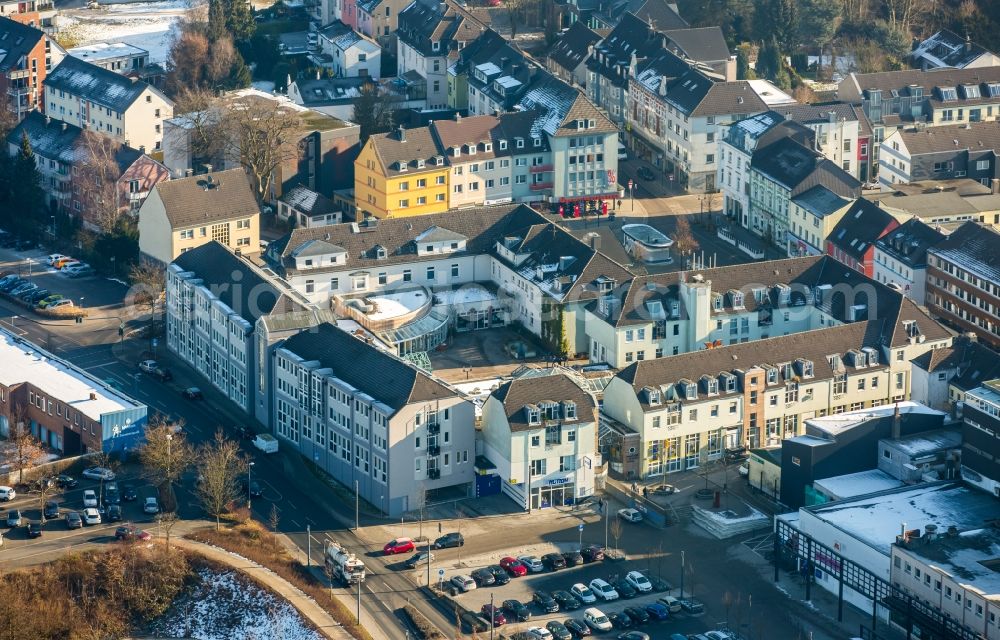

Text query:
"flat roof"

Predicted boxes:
[[901, 527, 1000, 595], [0, 329, 141, 421], [880, 428, 961, 458], [804, 482, 1000, 556], [806, 401, 945, 438], [813, 469, 905, 500], [68, 42, 148, 62]]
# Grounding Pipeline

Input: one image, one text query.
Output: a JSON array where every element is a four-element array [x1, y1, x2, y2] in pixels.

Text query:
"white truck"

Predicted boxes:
[[253, 433, 279, 454], [325, 541, 366, 585]]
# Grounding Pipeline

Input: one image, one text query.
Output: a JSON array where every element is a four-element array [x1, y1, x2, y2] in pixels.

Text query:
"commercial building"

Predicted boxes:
[[872, 218, 947, 304], [481, 371, 599, 510], [0, 17, 61, 119], [872, 180, 1000, 229], [137, 169, 260, 264], [354, 124, 451, 218], [962, 379, 1000, 496], [44, 55, 172, 152], [0, 327, 147, 454], [452, 29, 531, 115], [431, 114, 511, 207], [273, 322, 476, 516], [786, 185, 854, 258], [825, 198, 899, 277], [925, 221, 1000, 348], [879, 122, 1000, 190], [771, 103, 869, 181]]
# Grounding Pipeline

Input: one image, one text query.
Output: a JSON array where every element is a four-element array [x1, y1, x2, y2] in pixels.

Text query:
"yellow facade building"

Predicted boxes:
[[354, 125, 450, 218]]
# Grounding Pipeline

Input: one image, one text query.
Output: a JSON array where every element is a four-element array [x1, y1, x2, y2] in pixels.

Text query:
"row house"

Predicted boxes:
[[44, 55, 173, 152], [0, 0, 57, 34], [771, 103, 869, 181], [872, 179, 1000, 228], [6, 111, 167, 227], [573, 0, 687, 31], [273, 322, 476, 517], [481, 373, 598, 510], [546, 21, 601, 87], [910, 334, 1000, 411], [786, 185, 854, 257], [825, 198, 900, 277], [0, 17, 62, 119], [872, 218, 947, 304], [878, 122, 1000, 190], [396, 0, 486, 110], [626, 49, 694, 169], [449, 28, 530, 114], [0, 327, 147, 455], [749, 136, 861, 251], [925, 221, 1000, 349], [602, 312, 951, 474], [432, 114, 513, 207], [357, 0, 412, 44], [838, 66, 1000, 173]]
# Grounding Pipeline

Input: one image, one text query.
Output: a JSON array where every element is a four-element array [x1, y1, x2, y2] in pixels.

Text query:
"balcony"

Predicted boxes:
[[428, 468, 441, 479], [529, 181, 553, 192], [529, 164, 554, 173], [428, 444, 441, 456], [427, 421, 440, 434]]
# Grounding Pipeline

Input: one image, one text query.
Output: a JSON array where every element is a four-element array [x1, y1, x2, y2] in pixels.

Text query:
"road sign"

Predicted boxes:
[[628, 179, 634, 189], [578, 523, 584, 532], [438, 569, 445, 576]]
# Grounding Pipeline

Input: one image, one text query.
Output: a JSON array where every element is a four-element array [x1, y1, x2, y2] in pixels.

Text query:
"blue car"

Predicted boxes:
[[644, 602, 669, 621]]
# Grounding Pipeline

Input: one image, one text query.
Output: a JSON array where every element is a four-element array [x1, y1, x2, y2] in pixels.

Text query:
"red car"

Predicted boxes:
[[481, 604, 506, 626], [383, 537, 415, 555], [499, 556, 528, 577]]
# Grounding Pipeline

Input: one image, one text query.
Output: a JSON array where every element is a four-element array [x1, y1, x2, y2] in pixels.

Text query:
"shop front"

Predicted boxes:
[[530, 476, 576, 509]]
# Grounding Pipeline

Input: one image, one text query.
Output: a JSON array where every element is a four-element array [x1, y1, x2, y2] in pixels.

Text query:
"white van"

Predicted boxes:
[[0, 486, 15, 501], [617, 141, 628, 160]]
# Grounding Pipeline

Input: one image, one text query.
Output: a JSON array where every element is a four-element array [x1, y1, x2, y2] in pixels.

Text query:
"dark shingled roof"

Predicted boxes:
[[875, 218, 946, 270], [171, 242, 305, 324], [0, 18, 46, 73], [927, 221, 1000, 283], [661, 27, 730, 63], [626, 0, 688, 30], [773, 102, 862, 125], [827, 199, 898, 261], [894, 122, 1000, 156], [45, 55, 167, 113], [586, 13, 665, 89], [664, 68, 767, 118], [491, 373, 597, 432], [548, 22, 601, 73], [280, 322, 454, 412], [911, 30, 997, 70], [152, 168, 260, 229], [838, 66, 1000, 103], [7, 111, 147, 173], [751, 137, 861, 198]]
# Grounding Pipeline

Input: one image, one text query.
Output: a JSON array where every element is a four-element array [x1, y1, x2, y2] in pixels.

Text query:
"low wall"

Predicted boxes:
[[0, 452, 95, 486], [717, 227, 766, 260]]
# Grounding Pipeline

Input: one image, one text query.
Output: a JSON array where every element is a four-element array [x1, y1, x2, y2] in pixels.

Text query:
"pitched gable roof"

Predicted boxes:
[[152, 168, 260, 229], [45, 55, 169, 113], [369, 125, 442, 176], [280, 322, 454, 411], [548, 22, 601, 73], [664, 68, 767, 117], [891, 122, 1000, 156], [827, 199, 898, 261], [927, 221, 1000, 283], [517, 73, 615, 137], [491, 373, 597, 431], [661, 26, 729, 63], [7, 111, 151, 174], [0, 18, 46, 73]]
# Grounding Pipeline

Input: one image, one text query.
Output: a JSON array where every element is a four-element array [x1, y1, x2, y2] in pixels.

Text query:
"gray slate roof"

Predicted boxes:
[[280, 322, 455, 412], [664, 68, 767, 118], [875, 218, 946, 269], [662, 27, 729, 63], [927, 221, 1000, 282], [827, 199, 898, 261], [491, 373, 596, 432], [895, 122, 1000, 156], [911, 29, 996, 69], [548, 22, 601, 73], [152, 168, 260, 229], [45, 55, 167, 112], [8, 111, 148, 173], [0, 17, 46, 73], [280, 185, 338, 216]]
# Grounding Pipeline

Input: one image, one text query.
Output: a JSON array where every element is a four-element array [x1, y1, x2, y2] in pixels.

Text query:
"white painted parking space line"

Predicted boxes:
[[290, 519, 302, 528]]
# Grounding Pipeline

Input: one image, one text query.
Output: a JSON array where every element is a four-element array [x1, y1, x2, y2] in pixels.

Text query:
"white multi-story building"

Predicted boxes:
[[872, 218, 947, 303], [317, 21, 381, 79], [44, 55, 173, 152], [66, 42, 149, 74], [273, 322, 477, 516], [481, 372, 598, 510]]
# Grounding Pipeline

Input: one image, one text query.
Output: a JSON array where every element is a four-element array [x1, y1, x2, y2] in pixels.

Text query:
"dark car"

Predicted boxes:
[[27, 521, 42, 538], [644, 602, 669, 621], [616, 633, 650, 640], [121, 485, 138, 501], [623, 606, 650, 624], [651, 484, 676, 496], [564, 618, 591, 638], [24, 289, 49, 303], [182, 387, 203, 400], [562, 550, 584, 567], [581, 545, 605, 563], [615, 579, 638, 599], [0, 278, 22, 293], [104, 489, 121, 505], [679, 599, 705, 615], [636, 166, 655, 181], [532, 591, 559, 613], [56, 474, 78, 489], [153, 367, 173, 382], [487, 564, 511, 585], [650, 576, 671, 592], [434, 532, 464, 548], [609, 612, 633, 629], [471, 567, 495, 587], [502, 599, 531, 622], [240, 478, 263, 498], [65, 511, 82, 529], [542, 552, 566, 570], [547, 621, 573, 640], [552, 590, 581, 611], [43, 501, 60, 520], [106, 504, 123, 522], [480, 604, 506, 626]]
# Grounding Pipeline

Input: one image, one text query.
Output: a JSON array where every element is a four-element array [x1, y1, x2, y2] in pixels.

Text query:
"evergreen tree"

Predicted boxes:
[[208, 0, 227, 41], [10, 132, 45, 239], [224, 0, 256, 44], [227, 55, 253, 89], [736, 45, 755, 80], [760, 0, 798, 51], [756, 37, 782, 82]]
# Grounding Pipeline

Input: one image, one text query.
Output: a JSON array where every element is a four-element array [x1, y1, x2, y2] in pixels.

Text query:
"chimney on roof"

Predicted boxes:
[[61, 121, 67, 131], [316, 68, 321, 81], [992, 178, 1000, 195], [828, 110, 836, 125], [658, 75, 667, 97], [454, 111, 461, 122], [89, 392, 97, 401], [397, 125, 406, 141], [892, 401, 901, 440], [965, 33, 972, 53], [44, 115, 50, 126]]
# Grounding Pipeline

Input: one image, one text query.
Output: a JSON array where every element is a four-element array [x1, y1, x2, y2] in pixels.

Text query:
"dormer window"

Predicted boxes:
[[576, 119, 584, 130], [432, 40, 441, 51], [712, 294, 723, 311], [796, 359, 814, 378], [781, 362, 793, 380], [434, 155, 444, 165], [828, 354, 844, 372], [484, 142, 492, 152], [766, 367, 778, 385], [375, 246, 387, 259], [776, 284, 791, 305], [416, 159, 425, 168], [564, 401, 577, 419], [499, 139, 508, 150], [541, 401, 560, 420], [396, 161, 408, 172], [752, 287, 766, 303], [526, 404, 540, 425], [730, 290, 744, 310], [644, 386, 661, 405], [516, 138, 524, 148], [721, 372, 736, 392], [533, 137, 541, 147], [451, 146, 460, 157], [863, 347, 879, 366], [682, 380, 697, 400], [701, 375, 718, 395]]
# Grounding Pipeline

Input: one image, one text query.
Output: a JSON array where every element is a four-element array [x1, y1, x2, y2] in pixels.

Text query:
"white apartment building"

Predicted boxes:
[[273, 322, 477, 516], [66, 42, 149, 74], [318, 21, 381, 79], [481, 373, 598, 510], [44, 55, 173, 152], [873, 218, 947, 303]]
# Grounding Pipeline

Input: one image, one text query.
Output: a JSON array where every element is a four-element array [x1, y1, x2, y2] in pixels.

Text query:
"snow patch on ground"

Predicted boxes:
[[56, 0, 199, 64], [149, 567, 323, 640]]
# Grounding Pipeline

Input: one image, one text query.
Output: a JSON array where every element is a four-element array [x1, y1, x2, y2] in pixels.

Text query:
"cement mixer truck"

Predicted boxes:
[[325, 541, 366, 585]]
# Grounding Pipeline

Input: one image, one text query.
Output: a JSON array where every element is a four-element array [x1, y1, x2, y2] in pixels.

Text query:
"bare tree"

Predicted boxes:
[[74, 130, 127, 233], [158, 511, 180, 550], [139, 417, 194, 487], [194, 429, 246, 529], [217, 94, 304, 203], [37, 475, 57, 522], [671, 216, 699, 257], [3, 409, 46, 485], [268, 503, 281, 532], [129, 259, 166, 343], [609, 517, 623, 556], [172, 88, 226, 171]]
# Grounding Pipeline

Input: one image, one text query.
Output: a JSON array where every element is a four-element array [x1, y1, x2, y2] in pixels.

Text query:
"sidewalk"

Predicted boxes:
[[173, 536, 354, 640]]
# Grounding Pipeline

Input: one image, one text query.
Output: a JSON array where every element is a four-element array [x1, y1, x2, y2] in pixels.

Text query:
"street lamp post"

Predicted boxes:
[[248, 461, 255, 512], [354, 479, 359, 531], [680, 549, 685, 598], [166, 434, 173, 485], [50, 215, 55, 241]]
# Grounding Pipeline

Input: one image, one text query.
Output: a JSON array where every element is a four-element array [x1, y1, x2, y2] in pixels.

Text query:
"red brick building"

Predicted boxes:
[[0, 16, 61, 119]]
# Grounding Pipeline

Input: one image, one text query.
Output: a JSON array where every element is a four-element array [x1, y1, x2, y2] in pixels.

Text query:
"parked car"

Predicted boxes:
[[480, 604, 506, 626], [56, 474, 77, 489], [143, 497, 160, 514], [502, 599, 531, 622], [487, 564, 511, 585], [6, 509, 22, 527], [553, 590, 581, 610], [65, 511, 83, 529], [680, 599, 705, 614], [64, 264, 94, 278], [608, 611, 632, 629], [37, 294, 64, 308], [643, 602, 669, 621], [541, 552, 566, 570], [104, 489, 121, 505], [532, 590, 559, 613], [182, 387, 203, 400], [471, 567, 496, 587], [589, 578, 619, 601], [82, 508, 102, 525], [618, 508, 643, 522], [114, 525, 151, 542], [43, 501, 60, 520], [623, 606, 650, 624], [546, 621, 573, 640], [571, 583, 597, 604], [383, 537, 415, 555], [152, 366, 173, 382], [563, 618, 591, 638], [581, 545, 605, 563], [651, 484, 676, 495], [500, 556, 528, 577], [450, 575, 476, 592], [9, 282, 37, 297], [518, 555, 545, 573], [434, 532, 464, 548], [562, 550, 584, 567], [58, 260, 81, 271], [0, 486, 15, 501], [526, 627, 554, 640], [82, 467, 115, 481], [27, 521, 42, 538], [25, 289, 51, 305], [138, 359, 158, 373], [47, 298, 74, 309], [122, 485, 138, 501], [614, 578, 637, 599], [626, 571, 652, 593], [0, 278, 23, 293], [403, 551, 434, 569], [583, 608, 612, 632], [82, 490, 98, 508], [46, 254, 68, 266], [106, 504, 122, 522], [616, 632, 650, 640], [658, 595, 682, 613], [649, 576, 672, 592], [52, 256, 75, 268]]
